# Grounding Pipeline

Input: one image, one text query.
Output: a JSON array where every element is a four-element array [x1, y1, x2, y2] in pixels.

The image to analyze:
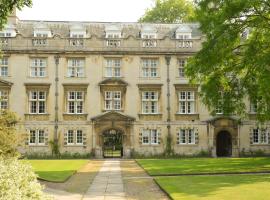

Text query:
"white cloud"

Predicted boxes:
[[17, 0, 154, 22]]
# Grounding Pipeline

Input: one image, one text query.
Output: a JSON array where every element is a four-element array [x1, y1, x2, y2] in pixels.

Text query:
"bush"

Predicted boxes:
[[0, 157, 51, 200], [24, 152, 91, 159]]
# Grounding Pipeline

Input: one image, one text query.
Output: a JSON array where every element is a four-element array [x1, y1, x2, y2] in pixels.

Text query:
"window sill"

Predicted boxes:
[[177, 144, 197, 146], [63, 113, 88, 116], [139, 77, 161, 80], [138, 113, 162, 116], [25, 113, 50, 116], [65, 144, 84, 147], [251, 144, 269, 146], [64, 76, 87, 79], [29, 144, 47, 147], [27, 76, 48, 79], [102, 109, 124, 112]]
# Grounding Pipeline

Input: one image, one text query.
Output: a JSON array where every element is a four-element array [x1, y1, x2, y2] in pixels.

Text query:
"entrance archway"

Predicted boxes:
[[103, 129, 123, 158], [216, 131, 232, 157]]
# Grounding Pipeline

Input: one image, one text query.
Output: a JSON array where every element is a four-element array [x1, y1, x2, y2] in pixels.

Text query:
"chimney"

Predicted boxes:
[[7, 8, 19, 25]]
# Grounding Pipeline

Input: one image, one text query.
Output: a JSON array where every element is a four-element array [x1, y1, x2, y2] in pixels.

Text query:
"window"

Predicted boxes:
[[141, 59, 158, 78], [67, 130, 83, 145], [104, 91, 121, 110], [0, 57, 8, 77], [179, 129, 195, 144], [142, 34, 157, 48], [178, 91, 195, 114], [29, 91, 46, 114], [106, 33, 121, 38], [216, 92, 223, 114], [67, 91, 84, 114], [142, 91, 158, 114], [0, 90, 8, 110], [105, 59, 121, 77], [30, 58, 46, 77], [142, 129, 159, 145], [252, 128, 268, 144], [67, 58, 85, 77], [33, 33, 48, 46], [178, 59, 187, 78], [76, 130, 83, 144], [0, 32, 12, 37], [176, 34, 191, 40], [67, 130, 74, 144], [250, 99, 258, 113], [29, 130, 45, 145], [70, 33, 84, 46]]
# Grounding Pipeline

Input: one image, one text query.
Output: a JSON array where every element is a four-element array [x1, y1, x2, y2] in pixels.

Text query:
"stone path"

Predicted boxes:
[[83, 160, 126, 200]]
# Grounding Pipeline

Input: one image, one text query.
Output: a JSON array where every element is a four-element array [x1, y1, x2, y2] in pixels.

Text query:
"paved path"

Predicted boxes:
[[83, 160, 126, 200]]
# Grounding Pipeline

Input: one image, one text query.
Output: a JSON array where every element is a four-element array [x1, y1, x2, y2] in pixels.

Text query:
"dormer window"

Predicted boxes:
[[176, 25, 192, 40], [33, 23, 51, 46], [69, 24, 86, 47], [141, 25, 157, 48], [0, 24, 16, 38], [105, 25, 122, 47]]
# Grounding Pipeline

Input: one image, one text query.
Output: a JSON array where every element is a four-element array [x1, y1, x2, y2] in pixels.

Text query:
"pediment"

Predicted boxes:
[[99, 78, 128, 86], [205, 116, 241, 127], [0, 79, 13, 88], [91, 111, 135, 122]]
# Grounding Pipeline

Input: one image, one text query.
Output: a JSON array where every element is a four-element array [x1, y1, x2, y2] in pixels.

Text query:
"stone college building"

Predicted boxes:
[[0, 11, 269, 158]]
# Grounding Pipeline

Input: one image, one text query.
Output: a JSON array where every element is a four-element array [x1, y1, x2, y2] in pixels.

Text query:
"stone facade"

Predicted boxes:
[[0, 12, 269, 158]]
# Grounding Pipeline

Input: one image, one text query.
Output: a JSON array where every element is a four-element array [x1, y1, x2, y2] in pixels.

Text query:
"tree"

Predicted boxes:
[[0, 110, 20, 157], [0, 157, 52, 200], [139, 0, 195, 23], [0, 0, 32, 29], [186, 0, 270, 122]]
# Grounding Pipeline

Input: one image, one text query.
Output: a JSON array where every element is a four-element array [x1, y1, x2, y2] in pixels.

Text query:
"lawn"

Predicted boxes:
[[137, 157, 270, 175], [156, 174, 270, 200], [26, 159, 89, 182]]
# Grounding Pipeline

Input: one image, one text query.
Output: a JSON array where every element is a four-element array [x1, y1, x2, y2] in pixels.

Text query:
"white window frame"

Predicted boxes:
[[106, 32, 121, 39], [0, 57, 8, 77], [67, 58, 85, 77], [67, 130, 83, 145], [179, 129, 195, 145], [250, 100, 258, 114], [142, 91, 158, 114], [67, 91, 84, 114], [30, 58, 47, 77], [253, 128, 268, 144], [216, 91, 224, 114], [29, 91, 46, 114], [104, 91, 121, 111], [176, 33, 192, 40], [178, 91, 195, 114], [105, 59, 121, 77], [178, 59, 187, 78], [0, 90, 8, 110], [141, 58, 158, 78], [29, 129, 45, 146], [142, 129, 159, 145]]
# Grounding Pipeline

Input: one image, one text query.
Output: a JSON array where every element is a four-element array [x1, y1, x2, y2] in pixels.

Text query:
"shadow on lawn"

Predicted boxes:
[[156, 174, 270, 198], [39, 160, 102, 194], [138, 157, 270, 175]]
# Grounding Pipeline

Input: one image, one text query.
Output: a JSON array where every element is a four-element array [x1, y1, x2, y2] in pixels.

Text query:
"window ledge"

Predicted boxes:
[[29, 144, 47, 147], [138, 113, 162, 116], [251, 144, 269, 146], [64, 76, 87, 79], [25, 113, 50, 116], [63, 113, 88, 116], [65, 144, 84, 147], [177, 144, 197, 146], [175, 113, 199, 115]]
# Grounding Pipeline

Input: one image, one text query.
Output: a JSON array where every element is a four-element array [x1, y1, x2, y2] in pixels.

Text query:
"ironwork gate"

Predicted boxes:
[[103, 129, 123, 158]]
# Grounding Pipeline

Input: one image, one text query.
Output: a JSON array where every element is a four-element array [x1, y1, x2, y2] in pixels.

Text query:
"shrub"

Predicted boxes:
[[0, 157, 51, 200]]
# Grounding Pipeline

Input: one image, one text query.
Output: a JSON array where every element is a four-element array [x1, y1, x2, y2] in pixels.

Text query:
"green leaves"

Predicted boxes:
[[139, 0, 195, 23], [186, 0, 270, 121], [0, 0, 32, 29]]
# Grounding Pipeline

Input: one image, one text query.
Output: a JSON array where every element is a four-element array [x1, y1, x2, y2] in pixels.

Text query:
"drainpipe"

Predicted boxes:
[[165, 56, 172, 155], [54, 55, 60, 143]]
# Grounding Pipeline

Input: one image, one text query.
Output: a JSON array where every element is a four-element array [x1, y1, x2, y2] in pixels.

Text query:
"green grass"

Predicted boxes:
[[26, 159, 89, 182], [137, 157, 270, 175], [156, 174, 270, 200]]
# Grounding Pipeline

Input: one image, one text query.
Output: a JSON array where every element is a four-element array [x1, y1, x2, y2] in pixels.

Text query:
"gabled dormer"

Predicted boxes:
[[105, 24, 122, 38], [176, 25, 192, 39], [33, 23, 52, 38], [69, 23, 87, 38], [0, 24, 16, 37], [140, 25, 157, 39]]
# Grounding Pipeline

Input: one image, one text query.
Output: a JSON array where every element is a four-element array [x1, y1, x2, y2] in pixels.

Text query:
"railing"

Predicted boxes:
[[106, 39, 121, 47], [69, 38, 84, 47], [177, 40, 193, 48], [0, 37, 201, 53], [142, 39, 157, 48], [32, 38, 48, 46]]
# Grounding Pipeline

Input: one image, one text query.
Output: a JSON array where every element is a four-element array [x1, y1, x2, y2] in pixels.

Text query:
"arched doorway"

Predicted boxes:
[[216, 131, 232, 157], [103, 129, 123, 158]]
